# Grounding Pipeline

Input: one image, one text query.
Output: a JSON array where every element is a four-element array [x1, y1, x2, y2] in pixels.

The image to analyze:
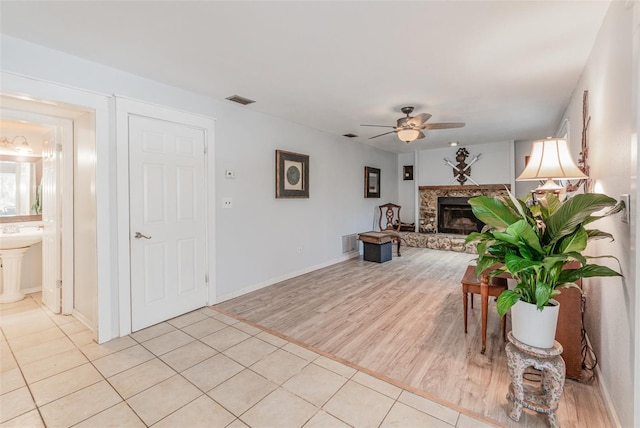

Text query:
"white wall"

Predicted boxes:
[[417, 141, 513, 187], [398, 152, 416, 224], [557, 2, 638, 426], [513, 139, 540, 198], [0, 36, 397, 334], [214, 106, 397, 299]]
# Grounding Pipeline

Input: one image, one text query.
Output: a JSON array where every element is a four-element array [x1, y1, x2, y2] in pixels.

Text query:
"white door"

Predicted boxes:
[[41, 129, 61, 313], [129, 115, 207, 331]]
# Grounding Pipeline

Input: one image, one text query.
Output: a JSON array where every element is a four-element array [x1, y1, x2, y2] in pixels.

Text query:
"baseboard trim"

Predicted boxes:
[[586, 333, 622, 427], [23, 286, 42, 295], [214, 251, 360, 304], [72, 309, 96, 336]]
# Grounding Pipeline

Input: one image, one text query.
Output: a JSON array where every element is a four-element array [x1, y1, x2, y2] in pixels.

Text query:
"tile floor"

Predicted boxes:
[[1, 294, 498, 427]]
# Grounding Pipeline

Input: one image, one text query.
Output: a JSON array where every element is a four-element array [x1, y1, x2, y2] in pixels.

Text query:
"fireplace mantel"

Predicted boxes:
[[419, 184, 509, 192]]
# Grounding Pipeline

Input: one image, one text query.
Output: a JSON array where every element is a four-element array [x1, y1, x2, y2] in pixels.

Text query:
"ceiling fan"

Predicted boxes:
[[361, 106, 465, 143]]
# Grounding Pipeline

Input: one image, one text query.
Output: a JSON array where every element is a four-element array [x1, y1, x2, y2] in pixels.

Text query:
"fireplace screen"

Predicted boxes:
[[437, 197, 484, 234]]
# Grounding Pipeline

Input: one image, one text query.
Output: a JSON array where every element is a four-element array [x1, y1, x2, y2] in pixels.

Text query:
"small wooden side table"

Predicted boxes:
[[505, 332, 566, 428], [460, 265, 508, 354]]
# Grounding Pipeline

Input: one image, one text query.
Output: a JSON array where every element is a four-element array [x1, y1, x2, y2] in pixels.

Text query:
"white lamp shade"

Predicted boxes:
[[397, 128, 420, 143], [517, 138, 587, 181]]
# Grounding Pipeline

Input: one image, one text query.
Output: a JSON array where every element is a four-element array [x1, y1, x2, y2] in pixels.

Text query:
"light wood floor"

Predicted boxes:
[[216, 247, 611, 427]]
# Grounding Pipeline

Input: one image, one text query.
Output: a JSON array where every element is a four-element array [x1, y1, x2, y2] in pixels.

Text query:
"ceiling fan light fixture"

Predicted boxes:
[[397, 128, 420, 143]]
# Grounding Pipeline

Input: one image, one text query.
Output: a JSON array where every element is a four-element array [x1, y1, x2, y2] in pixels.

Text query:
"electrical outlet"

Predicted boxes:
[[222, 197, 233, 209], [620, 194, 630, 224]]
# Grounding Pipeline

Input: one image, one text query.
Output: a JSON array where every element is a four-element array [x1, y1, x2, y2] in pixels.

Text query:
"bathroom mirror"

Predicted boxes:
[[0, 154, 42, 222]]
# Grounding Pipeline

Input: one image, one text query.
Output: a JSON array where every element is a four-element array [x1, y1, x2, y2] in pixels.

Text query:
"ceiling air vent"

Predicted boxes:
[[226, 95, 256, 105], [343, 133, 358, 138]]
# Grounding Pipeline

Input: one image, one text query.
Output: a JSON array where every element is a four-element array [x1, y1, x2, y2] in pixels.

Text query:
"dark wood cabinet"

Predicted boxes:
[[554, 284, 583, 380]]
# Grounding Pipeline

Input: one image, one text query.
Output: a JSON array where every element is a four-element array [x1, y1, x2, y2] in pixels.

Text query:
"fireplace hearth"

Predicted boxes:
[[437, 197, 483, 234]]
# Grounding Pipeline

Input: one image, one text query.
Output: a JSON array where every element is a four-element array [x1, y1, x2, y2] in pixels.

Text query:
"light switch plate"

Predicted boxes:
[[621, 194, 630, 224], [225, 170, 236, 179]]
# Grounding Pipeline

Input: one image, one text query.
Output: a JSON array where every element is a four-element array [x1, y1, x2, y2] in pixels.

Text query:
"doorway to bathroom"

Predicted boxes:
[[0, 94, 98, 334]]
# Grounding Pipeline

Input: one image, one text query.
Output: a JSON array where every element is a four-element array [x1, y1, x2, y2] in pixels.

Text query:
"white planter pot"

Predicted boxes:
[[511, 299, 560, 349]]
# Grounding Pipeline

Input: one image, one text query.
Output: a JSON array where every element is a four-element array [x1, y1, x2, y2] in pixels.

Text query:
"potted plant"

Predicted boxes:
[[465, 191, 622, 348]]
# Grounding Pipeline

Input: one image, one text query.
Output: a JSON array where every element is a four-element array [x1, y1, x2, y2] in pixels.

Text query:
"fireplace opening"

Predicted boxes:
[[437, 197, 484, 234]]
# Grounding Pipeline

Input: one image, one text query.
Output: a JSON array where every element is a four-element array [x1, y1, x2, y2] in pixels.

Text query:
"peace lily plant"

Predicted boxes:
[[465, 191, 623, 318]]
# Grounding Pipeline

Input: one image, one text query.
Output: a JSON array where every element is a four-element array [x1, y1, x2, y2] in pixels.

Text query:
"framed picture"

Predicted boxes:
[[364, 166, 380, 198], [403, 165, 414, 181], [276, 150, 309, 198]]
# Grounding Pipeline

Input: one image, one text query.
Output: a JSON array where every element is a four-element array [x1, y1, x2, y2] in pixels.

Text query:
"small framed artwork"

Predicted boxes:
[[364, 166, 381, 198], [276, 150, 309, 198], [403, 165, 414, 181]]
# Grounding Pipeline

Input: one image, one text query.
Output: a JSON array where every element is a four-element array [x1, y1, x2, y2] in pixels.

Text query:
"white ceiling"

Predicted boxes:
[[0, 1, 610, 153]]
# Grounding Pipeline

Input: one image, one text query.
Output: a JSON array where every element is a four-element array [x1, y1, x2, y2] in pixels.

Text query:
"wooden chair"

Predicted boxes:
[[461, 265, 508, 354], [378, 203, 402, 256]]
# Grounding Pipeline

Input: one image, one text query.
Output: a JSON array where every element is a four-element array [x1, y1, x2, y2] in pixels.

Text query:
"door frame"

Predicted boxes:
[[0, 108, 73, 314], [115, 96, 216, 336], [1, 71, 111, 343]]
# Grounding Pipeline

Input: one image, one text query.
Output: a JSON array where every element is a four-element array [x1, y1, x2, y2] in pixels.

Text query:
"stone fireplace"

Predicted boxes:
[[418, 184, 510, 234], [400, 184, 510, 253]]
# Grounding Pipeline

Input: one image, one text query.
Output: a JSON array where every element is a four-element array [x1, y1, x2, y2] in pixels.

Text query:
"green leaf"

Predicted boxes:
[[586, 229, 614, 241], [476, 239, 492, 258], [530, 204, 542, 217], [535, 282, 552, 310], [557, 264, 622, 284], [546, 194, 617, 244], [497, 290, 520, 317], [518, 244, 537, 261], [469, 196, 520, 230], [560, 251, 587, 265], [474, 256, 502, 277], [538, 192, 562, 217], [507, 220, 544, 255], [545, 193, 562, 215], [464, 232, 485, 244], [505, 253, 540, 274], [504, 188, 530, 222], [583, 200, 625, 226], [493, 230, 519, 246], [558, 226, 588, 254]]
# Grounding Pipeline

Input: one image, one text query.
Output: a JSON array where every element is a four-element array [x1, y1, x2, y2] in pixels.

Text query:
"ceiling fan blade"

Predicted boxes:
[[422, 122, 465, 130], [368, 130, 397, 139], [416, 130, 426, 139], [360, 124, 395, 128], [408, 113, 432, 127]]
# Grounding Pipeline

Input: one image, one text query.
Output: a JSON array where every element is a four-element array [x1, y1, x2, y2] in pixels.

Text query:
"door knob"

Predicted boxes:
[[134, 232, 152, 240]]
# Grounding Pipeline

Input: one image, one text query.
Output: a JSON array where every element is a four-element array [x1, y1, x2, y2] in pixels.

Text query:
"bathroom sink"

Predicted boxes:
[[0, 228, 43, 250]]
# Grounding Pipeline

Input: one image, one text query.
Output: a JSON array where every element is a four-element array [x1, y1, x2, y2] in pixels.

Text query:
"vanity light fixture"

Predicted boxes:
[[0, 136, 33, 154]]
